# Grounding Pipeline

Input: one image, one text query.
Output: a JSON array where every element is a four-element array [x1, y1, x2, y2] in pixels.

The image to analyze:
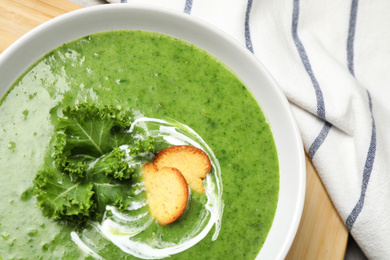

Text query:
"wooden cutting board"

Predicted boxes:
[[0, 0, 348, 258]]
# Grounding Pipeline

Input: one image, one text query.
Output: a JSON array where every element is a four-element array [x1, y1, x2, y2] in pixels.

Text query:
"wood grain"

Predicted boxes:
[[0, 0, 81, 52], [0, 0, 348, 258]]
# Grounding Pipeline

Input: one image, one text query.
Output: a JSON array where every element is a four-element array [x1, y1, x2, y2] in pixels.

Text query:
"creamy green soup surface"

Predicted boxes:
[[0, 31, 279, 260]]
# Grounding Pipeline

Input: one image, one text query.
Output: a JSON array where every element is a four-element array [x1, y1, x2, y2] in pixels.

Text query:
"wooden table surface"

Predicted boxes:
[[0, 0, 348, 258]]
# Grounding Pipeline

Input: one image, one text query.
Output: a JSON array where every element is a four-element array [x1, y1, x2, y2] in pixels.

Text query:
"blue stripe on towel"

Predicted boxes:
[[292, 0, 331, 158], [346, 90, 377, 230], [245, 0, 254, 53], [308, 121, 332, 160], [121, 0, 127, 3], [292, 0, 326, 120], [346, 0, 377, 230], [347, 0, 359, 75], [184, 0, 193, 14]]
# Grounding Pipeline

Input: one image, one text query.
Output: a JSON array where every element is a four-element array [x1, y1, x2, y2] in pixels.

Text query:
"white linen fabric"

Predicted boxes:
[[108, 0, 390, 258]]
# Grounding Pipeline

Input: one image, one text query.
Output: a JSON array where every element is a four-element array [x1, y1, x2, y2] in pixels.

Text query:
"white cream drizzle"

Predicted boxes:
[[71, 231, 103, 260], [72, 116, 224, 259]]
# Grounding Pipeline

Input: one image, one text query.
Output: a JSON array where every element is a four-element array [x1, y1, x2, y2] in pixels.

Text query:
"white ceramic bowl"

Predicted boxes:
[[0, 4, 305, 260]]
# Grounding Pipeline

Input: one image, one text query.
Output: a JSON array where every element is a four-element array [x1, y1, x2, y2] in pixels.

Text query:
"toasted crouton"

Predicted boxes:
[[153, 145, 211, 193], [143, 163, 189, 225]]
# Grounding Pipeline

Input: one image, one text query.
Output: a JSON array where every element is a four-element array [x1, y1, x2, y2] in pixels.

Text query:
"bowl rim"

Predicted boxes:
[[0, 4, 306, 260]]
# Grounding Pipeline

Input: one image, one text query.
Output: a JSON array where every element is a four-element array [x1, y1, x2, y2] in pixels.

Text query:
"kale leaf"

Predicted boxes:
[[33, 104, 155, 226], [54, 104, 134, 180], [34, 166, 94, 224]]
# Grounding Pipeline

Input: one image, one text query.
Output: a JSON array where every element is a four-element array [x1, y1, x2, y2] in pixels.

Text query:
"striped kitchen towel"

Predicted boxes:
[[108, 0, 390, 258]]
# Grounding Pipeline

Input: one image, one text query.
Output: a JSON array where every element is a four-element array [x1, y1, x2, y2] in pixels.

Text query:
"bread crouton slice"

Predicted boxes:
[[142, 162, 189, 225], [153, 145, 211, 193]]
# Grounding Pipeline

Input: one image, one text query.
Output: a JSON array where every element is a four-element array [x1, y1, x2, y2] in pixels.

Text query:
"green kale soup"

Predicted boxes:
[[0, 31, 279, 260]]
